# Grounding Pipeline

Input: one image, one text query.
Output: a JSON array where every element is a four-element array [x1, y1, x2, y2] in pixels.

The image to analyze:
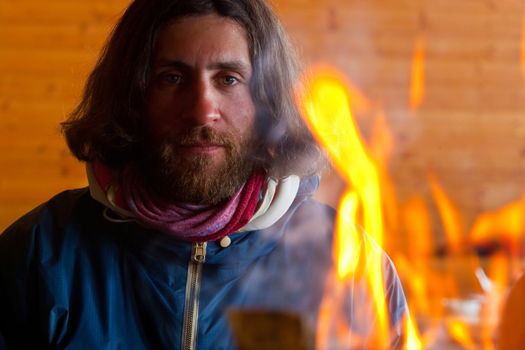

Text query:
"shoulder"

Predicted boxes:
[[283, 197, 336, 247], [1, 187, 93, 234], [289, 197, 336, 226], [0, 188, 101, 346], [0, 188, 97, 266]]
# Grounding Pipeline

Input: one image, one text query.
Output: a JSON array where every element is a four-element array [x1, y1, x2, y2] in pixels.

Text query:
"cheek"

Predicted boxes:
[[229, 92, 256, 136], [147, 92, 183, 137]]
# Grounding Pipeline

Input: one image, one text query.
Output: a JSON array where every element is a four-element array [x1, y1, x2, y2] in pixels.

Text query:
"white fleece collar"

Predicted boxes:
[[86, 163, 300, 232]]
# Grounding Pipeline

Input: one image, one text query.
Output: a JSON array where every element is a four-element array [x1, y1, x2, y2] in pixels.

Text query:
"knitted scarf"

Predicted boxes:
[[91, 161, 264, 242]]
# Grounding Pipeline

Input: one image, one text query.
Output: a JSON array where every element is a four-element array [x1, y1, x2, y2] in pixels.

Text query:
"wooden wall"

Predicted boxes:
[[0, 0, 129, 230], [2, 0, 525, 250]]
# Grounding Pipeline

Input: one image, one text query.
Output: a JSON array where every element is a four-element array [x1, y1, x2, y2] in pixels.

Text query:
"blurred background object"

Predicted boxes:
[[497, 272, 525, 350]]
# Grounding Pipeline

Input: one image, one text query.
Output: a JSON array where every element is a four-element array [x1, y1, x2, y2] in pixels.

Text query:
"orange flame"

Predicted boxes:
[[410, 33, 426, 111], [299, 66, 392, 348], [298, 63, 520, 349], [428, 174, 464, 254], [334, 191, 361, 278], [480, 253, 508, 350], [299, 66, 384, 245], [447, 319, 476, 349], [394, 255, 431, 349], [370, 114, 401, 248], [403, 196, 433, 259], [404, 313, 423, 350], [470, 197, 525, 256], [396, 255, 429, 315]]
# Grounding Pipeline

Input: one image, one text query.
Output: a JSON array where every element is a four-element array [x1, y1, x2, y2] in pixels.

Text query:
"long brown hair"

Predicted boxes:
[[62, 0, 325, 178]]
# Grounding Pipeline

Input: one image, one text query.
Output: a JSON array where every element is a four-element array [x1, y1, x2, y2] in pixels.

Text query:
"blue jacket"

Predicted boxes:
[[0, 178, 407, 349]]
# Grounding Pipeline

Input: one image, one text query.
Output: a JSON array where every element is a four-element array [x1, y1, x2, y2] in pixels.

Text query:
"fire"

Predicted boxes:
[[404, 313, 423, 350], [299, 66, 393, 348], [446, 319, 476, 349], [298, 65, 519, 349], [410, 32, 426, 111], [470, 196, 525, 256], [299, 66, 384, 245], [402, 196, 433, 259], [481, 253, 508, 350], [370, 114, 400, 243], [334, 191, 361, 278], [428, 174, 464, 254]]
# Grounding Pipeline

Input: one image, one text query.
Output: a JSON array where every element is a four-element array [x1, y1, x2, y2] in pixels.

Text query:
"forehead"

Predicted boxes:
[[153, 14, 251, 68]]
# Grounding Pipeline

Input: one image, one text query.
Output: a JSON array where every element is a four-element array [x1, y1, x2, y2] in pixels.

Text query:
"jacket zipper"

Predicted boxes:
[[181, 242, 207, 350]]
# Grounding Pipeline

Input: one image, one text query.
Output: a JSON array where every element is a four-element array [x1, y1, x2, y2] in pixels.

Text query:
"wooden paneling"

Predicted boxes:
[[1, 0, 525, 250], [0, 0, 129, 230]]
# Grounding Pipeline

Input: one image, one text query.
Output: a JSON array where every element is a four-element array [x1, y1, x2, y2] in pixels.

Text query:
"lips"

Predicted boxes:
[[179, 142, 222, 147], [178, 143, 225, 155]]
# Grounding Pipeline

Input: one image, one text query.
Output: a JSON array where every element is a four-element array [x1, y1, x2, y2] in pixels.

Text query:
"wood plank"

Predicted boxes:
[[0, 23, 113, 50], [0, 75, 83, 99], [0, 49, 98, 75], [0, 1, 129, 25], [0, 98, 79, 124], [0, 178, 87, 201]]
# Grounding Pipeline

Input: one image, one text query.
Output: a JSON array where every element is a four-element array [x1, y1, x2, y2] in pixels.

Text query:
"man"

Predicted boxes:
[[0, 0, 408, 349]]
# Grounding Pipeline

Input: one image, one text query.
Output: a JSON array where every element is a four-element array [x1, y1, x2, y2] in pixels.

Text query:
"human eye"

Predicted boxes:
[[160, 72, 183, 85], [220, 75, 239, 86]]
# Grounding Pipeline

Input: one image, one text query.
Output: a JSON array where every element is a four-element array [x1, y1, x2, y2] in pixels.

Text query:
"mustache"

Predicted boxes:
[[164, 127, 236, 148]]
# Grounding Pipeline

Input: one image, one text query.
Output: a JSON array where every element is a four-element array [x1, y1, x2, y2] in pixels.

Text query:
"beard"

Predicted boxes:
[[137, 126, 256, 205]]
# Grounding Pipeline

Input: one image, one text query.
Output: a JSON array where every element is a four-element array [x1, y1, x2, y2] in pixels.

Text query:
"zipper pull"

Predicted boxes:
[[192, 242, 207, 263]]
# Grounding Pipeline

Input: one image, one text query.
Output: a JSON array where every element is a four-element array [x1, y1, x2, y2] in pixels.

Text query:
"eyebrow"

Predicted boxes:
[[154, 59, 251, 75]]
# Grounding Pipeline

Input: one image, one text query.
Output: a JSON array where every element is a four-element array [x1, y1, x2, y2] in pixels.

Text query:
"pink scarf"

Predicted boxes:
[[92, 162, 264, 242]]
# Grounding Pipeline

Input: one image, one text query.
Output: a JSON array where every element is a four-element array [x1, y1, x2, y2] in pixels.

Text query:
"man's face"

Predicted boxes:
[[140, 14, 257, 205]]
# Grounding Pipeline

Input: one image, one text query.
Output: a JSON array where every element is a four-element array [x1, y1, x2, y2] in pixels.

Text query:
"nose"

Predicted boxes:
[[188, 79, 220, 126]]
